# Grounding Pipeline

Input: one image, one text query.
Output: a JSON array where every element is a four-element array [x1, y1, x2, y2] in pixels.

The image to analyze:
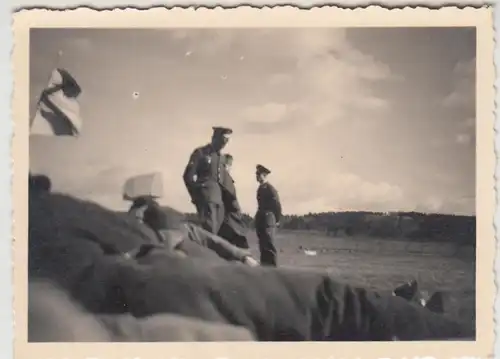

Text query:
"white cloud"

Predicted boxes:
[[359, 96, 389, 110], [171, 29, 236, 57], [70, 37, 93, 52], [406, 198, 444, 215], [415, 195, 475, 216], [170, 30, 189, 40], [241, 102, 291, 124], [442, 60, 475, 150], [326, 173, 405, 211], [236, 29, 395, 130], [456, 133, 472, 145], [462, 117, 475, 129], [453, 117, 475, 146], [430, 116, 475, 148], [268, 73, 291, 87], [443, 58, 475, 109], [257, 169, 406, 215]]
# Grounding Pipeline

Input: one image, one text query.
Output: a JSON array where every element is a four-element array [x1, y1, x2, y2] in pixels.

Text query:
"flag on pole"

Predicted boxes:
[[122, 172, 164, 201], [30, 68, 83, 137]]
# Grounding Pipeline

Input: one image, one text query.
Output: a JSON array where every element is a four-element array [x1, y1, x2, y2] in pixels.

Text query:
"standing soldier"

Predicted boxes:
[[254, 164, 282, 266], [218, 154, 250, 249], [183, 127, 232, 235]]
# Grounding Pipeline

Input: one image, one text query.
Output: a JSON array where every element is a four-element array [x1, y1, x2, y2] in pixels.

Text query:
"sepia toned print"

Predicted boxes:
[[12, 6, 495, 359]]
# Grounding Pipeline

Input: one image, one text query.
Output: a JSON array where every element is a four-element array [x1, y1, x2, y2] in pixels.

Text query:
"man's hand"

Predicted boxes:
[[191, 193, 203, 205], [242, 256, 260, 267]]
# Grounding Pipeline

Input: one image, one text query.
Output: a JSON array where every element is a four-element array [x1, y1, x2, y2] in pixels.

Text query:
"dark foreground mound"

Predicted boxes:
[[29, 191, 475, 341]]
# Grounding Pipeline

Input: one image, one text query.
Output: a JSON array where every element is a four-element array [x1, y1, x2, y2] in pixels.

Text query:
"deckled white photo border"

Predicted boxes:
[[10, 6, 496, 359]]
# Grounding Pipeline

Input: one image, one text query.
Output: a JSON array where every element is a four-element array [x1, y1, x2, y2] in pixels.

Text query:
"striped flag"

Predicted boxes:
[[30, 68, 83, 137]]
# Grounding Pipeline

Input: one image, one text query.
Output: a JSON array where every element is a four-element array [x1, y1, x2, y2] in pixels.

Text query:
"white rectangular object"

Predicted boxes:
[[122, 172, 163, 201]]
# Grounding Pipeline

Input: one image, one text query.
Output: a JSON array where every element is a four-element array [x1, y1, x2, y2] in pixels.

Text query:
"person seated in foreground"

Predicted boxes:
[[29, 173, 52, 194], [392, 279, 446, 314], [127, 195, 159, 223], [28, 191, 475, 342]]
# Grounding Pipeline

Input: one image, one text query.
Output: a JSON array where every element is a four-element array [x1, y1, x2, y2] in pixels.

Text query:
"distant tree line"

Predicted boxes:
[[284, 211, 475, 246], [186, 211, 476, 246], [119, 207, 475, 247]]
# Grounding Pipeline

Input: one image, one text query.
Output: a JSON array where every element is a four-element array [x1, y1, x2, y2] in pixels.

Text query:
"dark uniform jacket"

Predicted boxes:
[[183, 144, 224, 205], [219, 168, 249, 240], [256, 182, 282, 223], [220, 169, 240, 213], [29, 192, 474, 342]]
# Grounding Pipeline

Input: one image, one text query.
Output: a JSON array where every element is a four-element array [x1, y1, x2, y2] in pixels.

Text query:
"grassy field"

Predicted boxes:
[[245, 229, 476, 329]]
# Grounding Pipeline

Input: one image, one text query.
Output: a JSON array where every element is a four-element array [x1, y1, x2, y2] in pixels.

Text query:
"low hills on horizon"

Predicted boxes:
[[118, 206, 476, 247]]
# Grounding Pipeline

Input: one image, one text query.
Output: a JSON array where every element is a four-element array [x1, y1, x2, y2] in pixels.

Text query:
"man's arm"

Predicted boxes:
[[183, 149, 201, 203], [231, 200, 242, 214], [268, 184, 282, 222], [228, 174, 242, 213], [220, 172, 242, 213], [186, 224, 253, 262], [204, 233, 252, 262]]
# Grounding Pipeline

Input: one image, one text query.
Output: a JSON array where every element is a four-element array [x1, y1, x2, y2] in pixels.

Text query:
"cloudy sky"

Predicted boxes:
[[29, 27, 476, 215]]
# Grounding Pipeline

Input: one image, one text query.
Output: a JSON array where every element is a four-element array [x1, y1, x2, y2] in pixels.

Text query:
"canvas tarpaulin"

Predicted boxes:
[[123, 172, 164, 201]]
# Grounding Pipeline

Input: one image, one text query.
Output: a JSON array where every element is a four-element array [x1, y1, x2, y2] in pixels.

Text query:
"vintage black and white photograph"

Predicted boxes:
[[15, 7, 495, 357]]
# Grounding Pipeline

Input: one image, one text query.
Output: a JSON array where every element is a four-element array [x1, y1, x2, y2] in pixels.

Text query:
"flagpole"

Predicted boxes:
[[46, 50, 63, 84], [35, 50, 64, 111], [55, 50, 63, 70]]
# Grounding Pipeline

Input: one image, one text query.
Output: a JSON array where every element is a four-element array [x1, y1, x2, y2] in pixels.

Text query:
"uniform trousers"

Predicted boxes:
[[255, 210, 278, 267]]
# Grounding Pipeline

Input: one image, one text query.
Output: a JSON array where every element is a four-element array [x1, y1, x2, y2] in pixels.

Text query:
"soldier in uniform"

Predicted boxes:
[[254, 164, 282, 266], [218, 154, 251, 249], [183, 127, 232, 235]]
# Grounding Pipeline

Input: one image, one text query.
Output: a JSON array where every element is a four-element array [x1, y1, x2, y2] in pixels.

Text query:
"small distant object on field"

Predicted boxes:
[[303, 249, 317, 256]]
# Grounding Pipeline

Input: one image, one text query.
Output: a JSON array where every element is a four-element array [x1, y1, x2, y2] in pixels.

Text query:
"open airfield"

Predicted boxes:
[[244, 229, 476, 329]]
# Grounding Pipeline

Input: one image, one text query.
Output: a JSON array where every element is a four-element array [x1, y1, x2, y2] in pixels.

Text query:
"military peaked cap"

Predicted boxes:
[[256, 164, 271, 175], [212, 127, 233, 136]]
